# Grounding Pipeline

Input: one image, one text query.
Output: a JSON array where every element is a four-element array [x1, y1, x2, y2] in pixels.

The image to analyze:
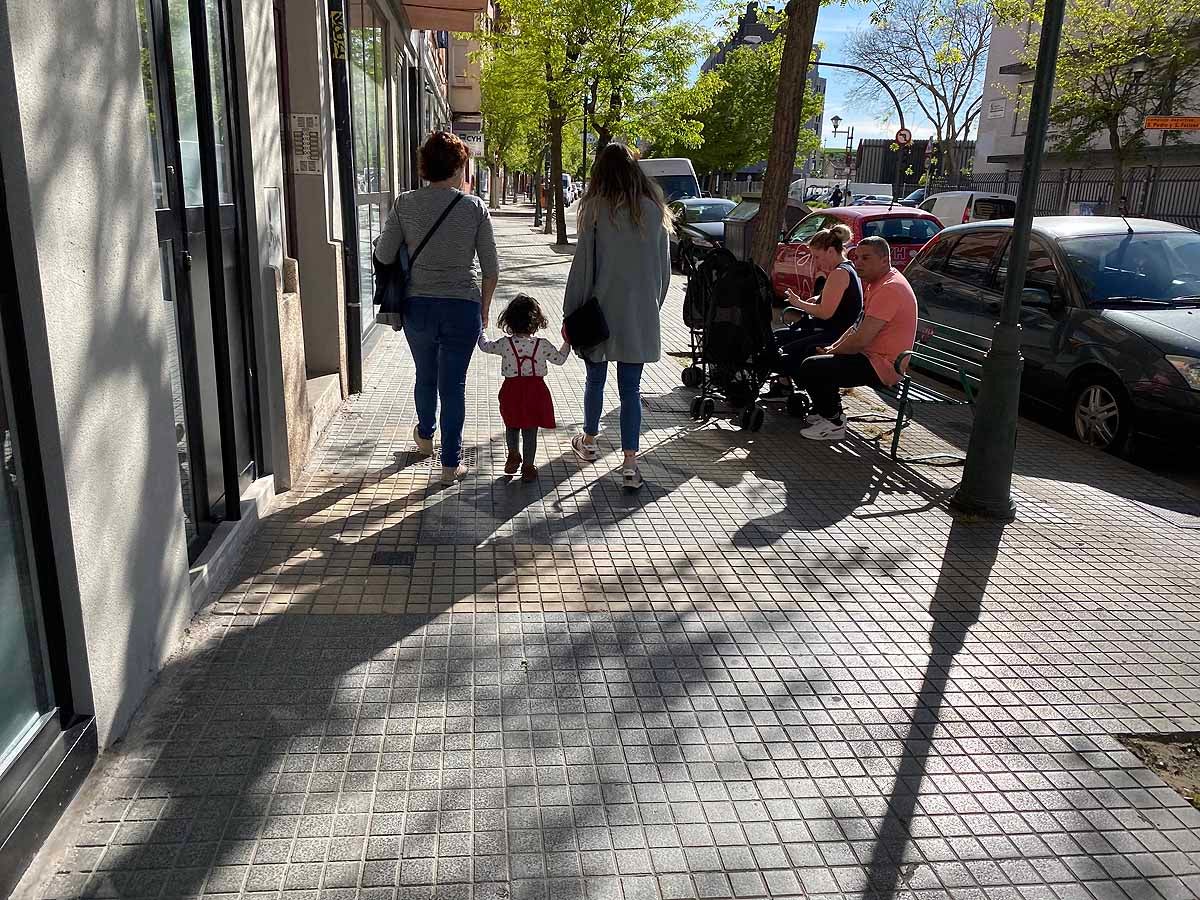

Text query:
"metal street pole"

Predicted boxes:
[[950, 0, 1068, 519]]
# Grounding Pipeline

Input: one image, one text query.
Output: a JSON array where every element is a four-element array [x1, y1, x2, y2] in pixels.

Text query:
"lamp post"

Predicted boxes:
[[949, 0, 1068, 519], [830, 117, 855, 191]]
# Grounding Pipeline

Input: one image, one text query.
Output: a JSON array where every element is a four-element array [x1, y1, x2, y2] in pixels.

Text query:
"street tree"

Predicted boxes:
[[584, 0, 710, 152], [995, 0, 1200, 204], [661, 37, 822, 175], [749, 0, 822, 271], [844, 0, 992, 179], [480, 0, 597, 243], [479, 45, 543, 209]]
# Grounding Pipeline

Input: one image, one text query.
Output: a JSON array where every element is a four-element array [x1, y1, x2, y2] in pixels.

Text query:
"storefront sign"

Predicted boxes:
[[455, 131, 485, 158], [290, 114, 323, 175], [988, 98, 1007, 119]]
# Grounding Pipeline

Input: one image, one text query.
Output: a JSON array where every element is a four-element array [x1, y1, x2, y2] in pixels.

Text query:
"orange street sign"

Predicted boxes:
[[1145, 115, 1200, 130]]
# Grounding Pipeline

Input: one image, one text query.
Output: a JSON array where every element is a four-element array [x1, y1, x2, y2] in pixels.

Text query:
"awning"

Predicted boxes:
[[403, 0, 485, 31]]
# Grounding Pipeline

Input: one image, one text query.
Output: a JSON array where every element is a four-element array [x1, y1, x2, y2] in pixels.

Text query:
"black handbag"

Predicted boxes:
[[564, 223, 610, 352], [374, 191, 464, 330]]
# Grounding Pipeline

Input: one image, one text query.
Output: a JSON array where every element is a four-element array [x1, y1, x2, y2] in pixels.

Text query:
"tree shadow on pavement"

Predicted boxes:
[[860, 517, 1004, 900]]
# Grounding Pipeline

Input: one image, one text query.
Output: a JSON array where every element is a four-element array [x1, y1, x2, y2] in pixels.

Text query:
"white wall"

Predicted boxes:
[[2, 0, 193, 746]]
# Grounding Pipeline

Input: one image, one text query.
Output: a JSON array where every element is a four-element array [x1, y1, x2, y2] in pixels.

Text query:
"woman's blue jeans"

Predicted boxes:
[[403, 297, 481, 468], [583, 360, 645, 452]]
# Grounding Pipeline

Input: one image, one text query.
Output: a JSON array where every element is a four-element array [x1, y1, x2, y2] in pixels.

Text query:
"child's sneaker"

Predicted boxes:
[[572, 433, 599, 462], [504, 451, 522, 475], [622, 467, 645, 491]]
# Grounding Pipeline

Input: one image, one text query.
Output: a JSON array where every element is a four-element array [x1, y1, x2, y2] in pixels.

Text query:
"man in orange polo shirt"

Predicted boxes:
[[797, 236, 918, 440]]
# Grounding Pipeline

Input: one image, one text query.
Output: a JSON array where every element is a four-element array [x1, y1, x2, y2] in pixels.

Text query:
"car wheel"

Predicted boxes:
[[1070, 377, 1131, 452]]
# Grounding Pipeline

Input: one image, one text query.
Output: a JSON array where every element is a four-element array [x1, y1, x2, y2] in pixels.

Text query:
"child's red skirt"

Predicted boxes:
[[499, 376, 556, 429]]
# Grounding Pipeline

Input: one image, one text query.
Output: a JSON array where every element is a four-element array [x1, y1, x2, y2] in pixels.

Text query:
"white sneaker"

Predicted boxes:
[[804, 413, 824, 426], [413, 425, 433, 457], [800, 417, 847, 441], [440, 464, 469, 484], [622, 467, 645, 490], [572, 433, 599, 462]]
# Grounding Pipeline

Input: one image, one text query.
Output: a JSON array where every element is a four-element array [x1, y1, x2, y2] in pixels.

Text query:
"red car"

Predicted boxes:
[[772, 206, 943, 300]]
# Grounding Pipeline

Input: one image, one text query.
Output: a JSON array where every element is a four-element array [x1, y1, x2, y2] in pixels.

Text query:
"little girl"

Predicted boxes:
[[478, 294, 571, 481]]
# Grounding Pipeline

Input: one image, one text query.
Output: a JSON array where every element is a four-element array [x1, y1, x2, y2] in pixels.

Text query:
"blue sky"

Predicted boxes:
[[685, 2, 939, 143]]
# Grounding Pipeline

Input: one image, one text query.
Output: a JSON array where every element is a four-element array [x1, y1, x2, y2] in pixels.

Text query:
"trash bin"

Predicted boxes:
[[722, 193, 810, 263]]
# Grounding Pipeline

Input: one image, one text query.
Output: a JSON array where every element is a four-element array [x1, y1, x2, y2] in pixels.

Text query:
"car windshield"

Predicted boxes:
[[1060, 232, 1200, 305], [903, 189, 924, 203], [683, 201, 734, 223], [652, 174, 700, 201], [861, 217, 942, 245]]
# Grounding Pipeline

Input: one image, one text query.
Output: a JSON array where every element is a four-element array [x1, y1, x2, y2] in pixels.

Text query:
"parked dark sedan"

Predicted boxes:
[[668, 198, 736, 267], [904, 217, 1200, 452]]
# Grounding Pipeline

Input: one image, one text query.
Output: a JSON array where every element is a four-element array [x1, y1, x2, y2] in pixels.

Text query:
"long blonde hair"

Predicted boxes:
[[580, 143, 673, 234]]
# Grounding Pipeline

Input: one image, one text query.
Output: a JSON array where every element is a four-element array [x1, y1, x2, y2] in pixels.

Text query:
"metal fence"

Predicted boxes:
[[710, 166, 1200, 230]]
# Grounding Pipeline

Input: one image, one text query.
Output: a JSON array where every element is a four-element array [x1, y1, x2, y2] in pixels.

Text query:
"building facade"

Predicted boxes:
[[0, 0, 480, 891], [974, 24, 1200, 173]]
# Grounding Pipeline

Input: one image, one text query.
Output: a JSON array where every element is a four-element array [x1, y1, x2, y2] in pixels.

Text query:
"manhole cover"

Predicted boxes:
[[371, 550, 415, 567]]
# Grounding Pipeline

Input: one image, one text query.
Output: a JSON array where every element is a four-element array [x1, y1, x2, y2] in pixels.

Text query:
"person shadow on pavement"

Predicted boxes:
[[860, 517, 1003, 900]]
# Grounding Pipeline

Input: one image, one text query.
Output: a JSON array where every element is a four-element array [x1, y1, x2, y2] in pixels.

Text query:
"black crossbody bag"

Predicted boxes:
[[563, 223, 610, 352], [374, 191, 464, 330]]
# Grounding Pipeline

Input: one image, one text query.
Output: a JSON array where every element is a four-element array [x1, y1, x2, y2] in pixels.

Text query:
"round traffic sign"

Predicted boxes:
[[895, 128, 913, 146]]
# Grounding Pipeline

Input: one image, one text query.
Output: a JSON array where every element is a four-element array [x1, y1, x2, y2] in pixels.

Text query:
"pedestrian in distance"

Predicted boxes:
[[564, 142, 672, 491], [829, 185, 844, 207], [795, 236, 917, 441], [477, 294, 571, 483], [374, 131, 499, 484]]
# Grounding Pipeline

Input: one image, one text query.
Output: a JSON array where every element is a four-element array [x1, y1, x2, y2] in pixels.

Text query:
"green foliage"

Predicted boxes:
[[996, 0, 1200, 187], [479, 44, 544, 172], [658, 37, 823, 173]]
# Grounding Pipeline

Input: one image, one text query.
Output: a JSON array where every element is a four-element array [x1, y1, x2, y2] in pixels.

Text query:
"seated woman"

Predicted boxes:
[[767, 224, 863, 395]]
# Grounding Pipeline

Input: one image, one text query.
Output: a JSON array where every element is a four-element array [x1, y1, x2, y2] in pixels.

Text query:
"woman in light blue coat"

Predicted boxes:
[[564, 143, 672, 490]]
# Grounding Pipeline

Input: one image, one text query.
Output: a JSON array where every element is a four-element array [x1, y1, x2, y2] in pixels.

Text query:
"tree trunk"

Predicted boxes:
[[549, 114, 568, 242], [749, 0, 821, 272], [489, 161, 500, 209], [1109, 123, 1127, 212], [595, 90, 622, 153]]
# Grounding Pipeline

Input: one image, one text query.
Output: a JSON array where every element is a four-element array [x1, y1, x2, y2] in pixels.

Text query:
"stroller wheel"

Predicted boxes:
[[700, 398, 715, 421], [748, 407, 765, 432], [786, 392, 812, 419], [689, 396, 703, 419], [681, 366, 704, 388]]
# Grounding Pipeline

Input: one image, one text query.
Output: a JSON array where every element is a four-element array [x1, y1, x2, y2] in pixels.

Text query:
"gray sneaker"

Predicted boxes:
[[572, 433, 599, 462], [622, 467, 645, 491]]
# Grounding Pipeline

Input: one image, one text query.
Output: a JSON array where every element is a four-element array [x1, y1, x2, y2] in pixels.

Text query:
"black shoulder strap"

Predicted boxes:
[[410, 191, 465, 266]]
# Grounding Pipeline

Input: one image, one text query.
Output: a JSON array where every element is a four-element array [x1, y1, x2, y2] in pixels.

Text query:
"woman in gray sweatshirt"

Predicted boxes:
[[564, 144, 672, 490], [375, 132, 499, 484]]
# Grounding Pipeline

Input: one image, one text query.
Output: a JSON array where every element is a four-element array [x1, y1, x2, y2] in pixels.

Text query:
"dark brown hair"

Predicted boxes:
[[498, 294, 549, 336], [419, 131, 470, 182], [581, 143, 672, 234], [809, 223, 853, 253]]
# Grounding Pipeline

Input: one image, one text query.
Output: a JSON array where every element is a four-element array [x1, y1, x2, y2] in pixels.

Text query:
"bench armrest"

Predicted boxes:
[[894, 350, 913, 375]]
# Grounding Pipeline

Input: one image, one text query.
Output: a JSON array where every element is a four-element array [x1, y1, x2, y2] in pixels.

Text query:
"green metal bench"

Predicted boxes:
[[853, 318, 991, 461]]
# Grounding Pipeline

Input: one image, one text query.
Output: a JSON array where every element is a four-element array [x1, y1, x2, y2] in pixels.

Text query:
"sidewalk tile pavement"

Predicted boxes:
[[25, 206, 1200, 900]]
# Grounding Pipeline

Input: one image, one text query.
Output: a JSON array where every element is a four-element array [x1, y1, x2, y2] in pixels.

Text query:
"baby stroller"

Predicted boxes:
[[688, 257, 777, 431], [679, 248, 736, 387]]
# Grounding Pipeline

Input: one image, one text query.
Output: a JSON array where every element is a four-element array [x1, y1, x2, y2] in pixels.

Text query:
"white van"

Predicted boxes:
[[919, 190, 1017, 225], [637, 158, 702, 202]]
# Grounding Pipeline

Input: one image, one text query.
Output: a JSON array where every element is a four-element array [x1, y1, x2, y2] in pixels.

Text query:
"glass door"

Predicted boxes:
[[349, 0, 392, 342], [136, 0, 260, 551]]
